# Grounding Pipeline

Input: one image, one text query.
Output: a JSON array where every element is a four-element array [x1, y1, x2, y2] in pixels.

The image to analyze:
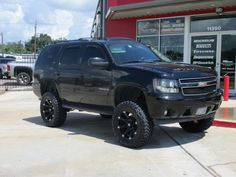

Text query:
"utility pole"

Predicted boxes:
[[1, 32, 3, 57], [34, 21, 37, 59]]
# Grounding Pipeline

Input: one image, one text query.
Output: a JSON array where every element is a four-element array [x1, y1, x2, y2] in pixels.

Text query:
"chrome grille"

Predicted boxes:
[[179, 76, 217, 96]]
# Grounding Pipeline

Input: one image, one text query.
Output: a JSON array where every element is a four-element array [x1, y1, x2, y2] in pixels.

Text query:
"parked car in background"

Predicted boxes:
[[7, 59, 35, 85], [0, 58, 15, 79]]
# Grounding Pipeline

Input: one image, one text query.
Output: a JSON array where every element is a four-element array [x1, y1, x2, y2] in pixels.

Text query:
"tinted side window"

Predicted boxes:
[[36, 45, 61, 67], [82, 46, 105, 65], [60, 47, 82, 66]]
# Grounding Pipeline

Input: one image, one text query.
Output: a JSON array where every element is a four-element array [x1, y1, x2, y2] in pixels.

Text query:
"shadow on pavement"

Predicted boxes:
[[24, 112, 205, 149]]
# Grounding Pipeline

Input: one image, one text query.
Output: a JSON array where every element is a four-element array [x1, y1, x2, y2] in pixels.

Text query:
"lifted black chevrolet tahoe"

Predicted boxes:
[[33, 38, 222, 148]]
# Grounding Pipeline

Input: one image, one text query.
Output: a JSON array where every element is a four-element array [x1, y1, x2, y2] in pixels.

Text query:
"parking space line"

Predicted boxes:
[[158, 126, 217, 177]]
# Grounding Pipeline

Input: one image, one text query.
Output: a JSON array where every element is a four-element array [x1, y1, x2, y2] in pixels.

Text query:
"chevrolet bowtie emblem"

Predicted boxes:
[[198, 82, 207, 87]]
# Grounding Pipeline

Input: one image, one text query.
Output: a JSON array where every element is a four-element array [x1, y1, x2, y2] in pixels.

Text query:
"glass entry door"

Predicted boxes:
[[190, 35, 217, 69], [220, 34, 236, 92]]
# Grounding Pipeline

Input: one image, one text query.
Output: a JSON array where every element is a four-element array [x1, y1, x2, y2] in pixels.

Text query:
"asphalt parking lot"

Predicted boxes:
[[0, 91, 236, 177]]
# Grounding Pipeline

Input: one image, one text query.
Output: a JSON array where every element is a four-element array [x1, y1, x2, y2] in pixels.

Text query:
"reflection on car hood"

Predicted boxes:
[[123, 62, 216, 78]]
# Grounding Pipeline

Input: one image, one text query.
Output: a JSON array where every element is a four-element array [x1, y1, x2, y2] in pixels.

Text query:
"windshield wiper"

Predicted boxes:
[[122, 60, 144, 64]]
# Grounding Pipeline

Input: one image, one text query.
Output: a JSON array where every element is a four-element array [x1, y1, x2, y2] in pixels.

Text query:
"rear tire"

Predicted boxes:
[[112, 101, 153, 148], [40, 92, 67, 127], [17, 72, 31, 85], [179, 117, 214, 133]]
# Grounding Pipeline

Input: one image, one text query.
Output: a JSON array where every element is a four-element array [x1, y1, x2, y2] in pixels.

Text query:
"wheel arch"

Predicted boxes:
[[14, 66, 33, 77], [40, 80, 59, 97], [113, 84, 149, 113]]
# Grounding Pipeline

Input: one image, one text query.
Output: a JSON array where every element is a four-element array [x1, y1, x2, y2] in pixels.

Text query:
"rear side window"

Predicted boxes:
[[36, 45, 61, 67], [60, 47, 83, 66]]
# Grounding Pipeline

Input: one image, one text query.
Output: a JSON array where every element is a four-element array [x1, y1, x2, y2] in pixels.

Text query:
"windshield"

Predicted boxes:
[[149, 46, 172, 63], [107, 42, 162, 64]]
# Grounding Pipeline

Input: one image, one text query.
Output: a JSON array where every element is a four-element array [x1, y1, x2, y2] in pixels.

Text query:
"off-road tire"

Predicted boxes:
[[100, 114, 112, 119], [112, 101, 153, 148], [40, 92, 67, 127], [17, 72, 31, 85], [179, 117, 214, 133]]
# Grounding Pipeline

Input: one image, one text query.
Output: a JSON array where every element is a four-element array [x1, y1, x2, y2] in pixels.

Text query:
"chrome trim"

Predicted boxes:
[[179, 76, 217, 96], [181, 90, 217, 96], [179, 76, 216, 83], [181, 83, 217, 88]]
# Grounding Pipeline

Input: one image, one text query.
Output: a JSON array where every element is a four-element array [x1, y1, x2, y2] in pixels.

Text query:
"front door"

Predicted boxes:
[[79, 45, 112, 106], [190, 33, 236, 94], [220, 34, 236, 94]]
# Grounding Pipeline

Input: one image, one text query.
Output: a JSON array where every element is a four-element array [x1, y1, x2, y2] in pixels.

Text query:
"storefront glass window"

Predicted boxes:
[[137, 20, 159, 36], [137, 17, 185, 62], [161, 18, 185, 35], [191, 16, 236, 33], [137, 36, 159, 50], [160, 35, 184, 62]]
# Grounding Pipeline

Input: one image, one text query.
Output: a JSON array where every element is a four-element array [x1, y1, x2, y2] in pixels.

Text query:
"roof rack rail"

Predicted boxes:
[[52, 39, 78, 44], [107, 37, 133, 41], [78, 37, 94, 41]]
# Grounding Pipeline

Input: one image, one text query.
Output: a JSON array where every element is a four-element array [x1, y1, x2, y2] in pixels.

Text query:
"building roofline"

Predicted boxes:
[[106, 0, 236, 19]]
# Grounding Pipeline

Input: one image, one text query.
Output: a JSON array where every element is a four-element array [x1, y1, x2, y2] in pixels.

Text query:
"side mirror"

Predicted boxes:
[[88, 57, 109, 69]]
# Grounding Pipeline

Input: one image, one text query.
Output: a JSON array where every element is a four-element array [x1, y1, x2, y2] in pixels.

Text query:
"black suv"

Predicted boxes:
[[33, 38, 222, 148]]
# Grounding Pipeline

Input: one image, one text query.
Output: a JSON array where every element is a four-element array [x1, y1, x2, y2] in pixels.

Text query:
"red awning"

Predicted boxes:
[[106, 0, 236, 19]]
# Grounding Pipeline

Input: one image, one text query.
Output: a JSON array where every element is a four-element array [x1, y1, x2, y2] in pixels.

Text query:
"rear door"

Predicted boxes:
[[57, 44, 84, 103]]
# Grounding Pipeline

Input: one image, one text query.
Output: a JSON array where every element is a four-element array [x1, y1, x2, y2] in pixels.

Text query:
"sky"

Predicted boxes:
[[0, 0, 97, 43]]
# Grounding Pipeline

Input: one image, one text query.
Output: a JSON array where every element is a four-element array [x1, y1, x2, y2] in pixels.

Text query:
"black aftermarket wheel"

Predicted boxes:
[[17, 72, 31, 85], [112, 101, 153, 148], [40, 92, 67, 127]]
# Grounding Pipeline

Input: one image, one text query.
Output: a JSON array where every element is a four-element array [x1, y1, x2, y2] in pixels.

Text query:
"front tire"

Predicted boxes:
[[40, 92, 67, 127], [17, 72, 31, 85], [179, 117, 214, 133], [112, 101, 153, 148]]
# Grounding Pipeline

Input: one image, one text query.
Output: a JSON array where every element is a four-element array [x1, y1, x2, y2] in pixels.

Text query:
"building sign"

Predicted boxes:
[[221, 59, 235, 76], [161, 18, 184, 35], [191, 35, 217, 69], [191, 17, 236, 33]]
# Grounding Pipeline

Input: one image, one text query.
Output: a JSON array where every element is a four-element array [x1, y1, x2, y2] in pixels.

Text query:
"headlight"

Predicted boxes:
[[153, 79, 179, 93]]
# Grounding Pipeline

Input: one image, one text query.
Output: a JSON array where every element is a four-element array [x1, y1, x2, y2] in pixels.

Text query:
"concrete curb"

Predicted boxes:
[[213, 120, 236, 128]]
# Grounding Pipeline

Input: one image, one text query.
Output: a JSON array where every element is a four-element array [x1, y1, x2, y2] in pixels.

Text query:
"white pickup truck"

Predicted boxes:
[[7, 59, 35, 85]]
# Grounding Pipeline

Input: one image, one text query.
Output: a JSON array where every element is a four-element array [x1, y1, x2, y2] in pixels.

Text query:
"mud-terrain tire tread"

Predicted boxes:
[[112, 101, 153, 148], [40, 92, 67, 127]]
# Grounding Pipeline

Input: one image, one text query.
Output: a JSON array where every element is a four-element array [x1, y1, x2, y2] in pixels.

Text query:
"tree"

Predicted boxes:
[[4, 41, 25, 54], [25, 33, 52, 53]]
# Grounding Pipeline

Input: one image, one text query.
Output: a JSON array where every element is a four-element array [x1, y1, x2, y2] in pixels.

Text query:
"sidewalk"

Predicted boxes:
[[214, 98, 236, 128]]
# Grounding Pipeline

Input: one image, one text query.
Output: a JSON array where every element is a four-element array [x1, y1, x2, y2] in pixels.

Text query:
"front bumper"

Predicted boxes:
[[147, 89, 222, 124]]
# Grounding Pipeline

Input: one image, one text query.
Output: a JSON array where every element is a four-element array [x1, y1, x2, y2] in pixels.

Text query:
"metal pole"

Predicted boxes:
[[1, 32, 4, 57], [34, 21, 37, 59], [101, 0, 107, 39]]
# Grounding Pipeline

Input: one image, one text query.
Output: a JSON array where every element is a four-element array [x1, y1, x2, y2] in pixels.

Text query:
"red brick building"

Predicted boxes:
[[91, 0, 236, 93]]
